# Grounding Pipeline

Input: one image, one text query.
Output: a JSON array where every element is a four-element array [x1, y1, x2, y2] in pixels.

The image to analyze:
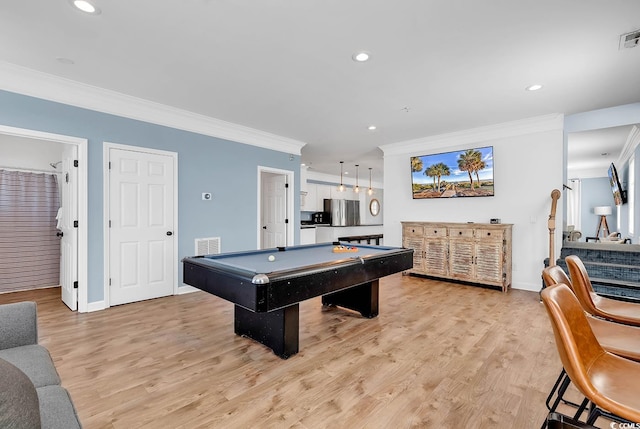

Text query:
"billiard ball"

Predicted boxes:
[[268, 255, 276, 262]]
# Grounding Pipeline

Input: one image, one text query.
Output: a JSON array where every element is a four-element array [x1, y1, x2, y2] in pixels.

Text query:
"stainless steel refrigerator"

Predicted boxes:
[[324, 199, 360, 226]]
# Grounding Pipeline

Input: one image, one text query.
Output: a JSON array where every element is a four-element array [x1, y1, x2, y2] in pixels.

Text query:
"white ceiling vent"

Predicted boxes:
[[619, 30, 640, 50], [195, 237, 221, 256]]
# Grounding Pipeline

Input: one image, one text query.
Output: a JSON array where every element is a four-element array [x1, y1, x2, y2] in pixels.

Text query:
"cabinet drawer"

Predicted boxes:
[[475, 229, 503, 241], [424, 227, 448, 238], [449, 228, 473, 238], [403, 225, 424, 236]]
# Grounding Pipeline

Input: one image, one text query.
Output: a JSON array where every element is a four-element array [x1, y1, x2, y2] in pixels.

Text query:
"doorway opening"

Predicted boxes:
[[258, 166, 295, 249], [0, 125, 88, 311]]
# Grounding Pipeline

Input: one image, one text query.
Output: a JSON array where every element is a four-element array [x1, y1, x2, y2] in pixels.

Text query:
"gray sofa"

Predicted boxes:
[[0, 301, 81, 429]]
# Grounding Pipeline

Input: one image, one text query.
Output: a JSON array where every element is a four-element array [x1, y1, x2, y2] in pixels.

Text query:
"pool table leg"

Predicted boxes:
[[234, 304, 299, 359], [321, 280, 379, 318]]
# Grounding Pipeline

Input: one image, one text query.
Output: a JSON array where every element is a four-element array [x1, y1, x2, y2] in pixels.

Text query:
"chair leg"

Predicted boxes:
[[586, 405, 601, 426], [548, 371, 573, 413], [542, 370, 573, 429], [586, 404, 637, 426], [572, 397, 589, 421], [546, 369, 566, 411]]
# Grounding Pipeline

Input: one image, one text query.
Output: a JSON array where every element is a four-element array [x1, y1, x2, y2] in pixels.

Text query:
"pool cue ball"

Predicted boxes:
[[268, 255, 275, 262]]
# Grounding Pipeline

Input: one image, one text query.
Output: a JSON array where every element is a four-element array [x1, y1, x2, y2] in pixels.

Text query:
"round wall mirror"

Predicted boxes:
[[369, 199, 380, 216]]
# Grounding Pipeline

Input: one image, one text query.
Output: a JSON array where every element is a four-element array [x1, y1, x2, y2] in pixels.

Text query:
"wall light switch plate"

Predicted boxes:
[[202, 192, 212, 201]]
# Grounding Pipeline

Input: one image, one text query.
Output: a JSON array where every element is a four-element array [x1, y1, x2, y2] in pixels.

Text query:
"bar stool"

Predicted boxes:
[[565, 255, 640, 327], [541, 265, 640, 427], [541, 283, 640, 425]]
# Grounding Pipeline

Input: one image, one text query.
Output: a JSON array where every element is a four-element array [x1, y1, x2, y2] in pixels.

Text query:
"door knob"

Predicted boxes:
[[166, 231, 173, 236], [262, 226, 267, 229], [56, 231, 64, 237]]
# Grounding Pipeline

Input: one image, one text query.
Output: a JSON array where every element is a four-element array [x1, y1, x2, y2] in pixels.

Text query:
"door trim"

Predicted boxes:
[[103, 142, 179, 308], [257, 166, 295, 248], [0, 124, 88, 312]]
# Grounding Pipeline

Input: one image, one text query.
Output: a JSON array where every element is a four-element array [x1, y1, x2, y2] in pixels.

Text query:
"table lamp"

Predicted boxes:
[[594, 206, 612, 238]]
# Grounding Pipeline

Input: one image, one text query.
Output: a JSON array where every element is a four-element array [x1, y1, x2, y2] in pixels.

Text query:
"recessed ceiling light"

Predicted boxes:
[[525, 84, 543, 91], [352, 51, 371, 62], [368, 125, 377, 131], [70, 0, 101, 15]]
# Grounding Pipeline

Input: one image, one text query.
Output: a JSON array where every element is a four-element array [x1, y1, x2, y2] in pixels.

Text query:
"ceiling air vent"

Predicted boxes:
[[619, 30, 640, 50]]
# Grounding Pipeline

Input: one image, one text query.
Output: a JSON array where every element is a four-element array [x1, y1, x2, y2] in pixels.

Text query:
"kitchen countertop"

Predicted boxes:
[[315, 224, 383, 227], [300, 224, 383, 229]]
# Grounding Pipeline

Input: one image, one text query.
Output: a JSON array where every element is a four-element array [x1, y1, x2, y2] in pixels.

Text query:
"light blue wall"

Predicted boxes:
[[580, 177, 615, 238], [0, 90, 300, 303]]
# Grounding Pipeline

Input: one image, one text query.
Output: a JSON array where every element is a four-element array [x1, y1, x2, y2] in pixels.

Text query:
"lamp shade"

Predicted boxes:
[[594, 206, 612, 216]]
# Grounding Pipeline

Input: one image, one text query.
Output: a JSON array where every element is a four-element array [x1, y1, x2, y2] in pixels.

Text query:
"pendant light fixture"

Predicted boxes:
[[368, 168, 373, 195], [338, 161, 345, 192], [354, 164, 360, 193]]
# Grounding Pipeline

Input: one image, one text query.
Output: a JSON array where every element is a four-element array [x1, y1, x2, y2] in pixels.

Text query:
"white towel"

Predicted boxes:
[[56, 207, 62, 229]]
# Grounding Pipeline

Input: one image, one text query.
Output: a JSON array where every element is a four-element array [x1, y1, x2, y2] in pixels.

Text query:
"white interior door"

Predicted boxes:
[[60, 145, 78, 310], [261, 172, 287, 249], [109, 147, 175, 306]]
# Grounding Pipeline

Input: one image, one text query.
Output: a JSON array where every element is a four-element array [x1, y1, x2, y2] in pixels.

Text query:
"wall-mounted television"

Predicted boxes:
[[608, 162, 627, 205], [410, 146, 494, 199]]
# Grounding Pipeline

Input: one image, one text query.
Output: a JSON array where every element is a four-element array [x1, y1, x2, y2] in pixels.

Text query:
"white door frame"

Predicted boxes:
[[103, 142, 179, 308], [0, 124, 89, 312], [257, 166, 295, 248]]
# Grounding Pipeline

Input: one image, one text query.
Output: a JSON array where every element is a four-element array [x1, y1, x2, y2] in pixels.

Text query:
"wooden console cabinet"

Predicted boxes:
[[402, 222, 512, 292]]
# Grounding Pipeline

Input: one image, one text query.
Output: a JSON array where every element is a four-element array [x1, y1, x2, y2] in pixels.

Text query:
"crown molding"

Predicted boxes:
[[617, 125, 640, 166], [0, 61, 307, 155], [380, 113, 564, 156]]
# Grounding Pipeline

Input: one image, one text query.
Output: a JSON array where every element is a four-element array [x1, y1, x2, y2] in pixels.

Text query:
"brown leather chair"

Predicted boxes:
[[565, 255, 640, 327], [541, 266, 640, 427], [542, 265, 640, 361], [541, 283, 640, 425]]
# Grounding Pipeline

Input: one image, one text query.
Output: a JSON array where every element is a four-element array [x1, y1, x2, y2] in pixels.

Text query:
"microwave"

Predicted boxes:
[[312, 212, 330, 224]]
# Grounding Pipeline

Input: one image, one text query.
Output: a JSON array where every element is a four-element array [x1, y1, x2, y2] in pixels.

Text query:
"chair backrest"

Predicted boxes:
[[542, 265, 571, 289], [564, 255, 599, 317], [540, 284, 604, 401]]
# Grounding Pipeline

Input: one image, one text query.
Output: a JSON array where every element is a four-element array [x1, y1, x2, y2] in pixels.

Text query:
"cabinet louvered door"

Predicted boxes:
[[423, 226, 448, 276], [475, 241, 504, 285], [424, 239, 448, 276], [402, 224, 424, 272], [449, 239, 474, 281]]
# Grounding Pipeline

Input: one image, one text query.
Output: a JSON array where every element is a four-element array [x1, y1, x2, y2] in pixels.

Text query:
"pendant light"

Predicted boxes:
[[354, 164, 360, 193], [368, 168, 373, 195], [338, 161, 345, 192]]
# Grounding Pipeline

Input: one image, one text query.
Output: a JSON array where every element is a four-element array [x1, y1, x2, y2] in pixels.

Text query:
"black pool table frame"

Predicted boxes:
[[182, 243, 413, 358]]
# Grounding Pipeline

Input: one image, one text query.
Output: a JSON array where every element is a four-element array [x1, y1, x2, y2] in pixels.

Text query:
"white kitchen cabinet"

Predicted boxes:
[[304, 184, 318, 211], [300, 227, 316, 244], [316, 184, 332, 211]]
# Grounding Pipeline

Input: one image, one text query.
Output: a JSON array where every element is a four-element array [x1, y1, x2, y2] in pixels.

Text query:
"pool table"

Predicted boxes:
[[182, 242, 413, 358]]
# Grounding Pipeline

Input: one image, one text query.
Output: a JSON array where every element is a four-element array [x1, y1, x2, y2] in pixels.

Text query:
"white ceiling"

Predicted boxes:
[[1, 0, 640, 182], [568, 125, 636, 179]]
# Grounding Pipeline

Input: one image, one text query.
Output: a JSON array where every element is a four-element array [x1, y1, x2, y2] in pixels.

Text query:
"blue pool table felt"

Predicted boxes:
[[201, 243, 394, 274]]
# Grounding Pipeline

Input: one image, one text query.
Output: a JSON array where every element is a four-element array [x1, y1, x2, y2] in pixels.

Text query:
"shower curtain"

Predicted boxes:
[[0, 170, 60, 293]]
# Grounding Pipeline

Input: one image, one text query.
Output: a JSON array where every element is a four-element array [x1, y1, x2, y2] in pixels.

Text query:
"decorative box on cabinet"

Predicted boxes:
[[402, 222, 512, 292]]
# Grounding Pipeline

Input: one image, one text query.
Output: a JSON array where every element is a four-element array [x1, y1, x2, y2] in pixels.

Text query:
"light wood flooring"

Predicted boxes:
[[1, 275, 595, 428]]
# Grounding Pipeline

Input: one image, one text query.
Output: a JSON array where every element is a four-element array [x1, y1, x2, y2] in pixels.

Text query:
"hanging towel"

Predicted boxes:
[[56, 207, 63, 230]]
